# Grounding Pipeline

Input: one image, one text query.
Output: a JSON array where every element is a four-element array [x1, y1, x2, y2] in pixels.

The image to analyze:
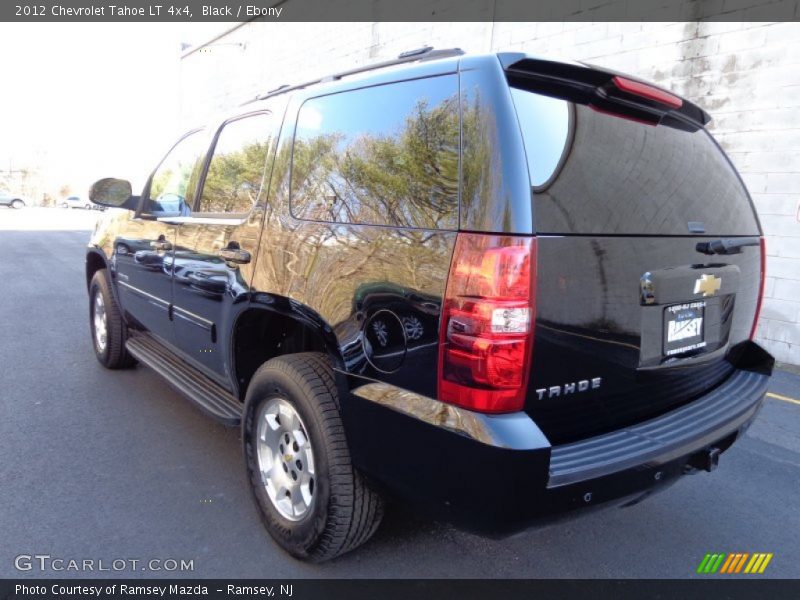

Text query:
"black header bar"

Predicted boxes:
[[2, 579, 800, 600], [3, 0, 800, 22]]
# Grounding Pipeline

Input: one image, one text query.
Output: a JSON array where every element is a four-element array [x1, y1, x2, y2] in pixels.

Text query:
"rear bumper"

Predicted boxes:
[[548, 366, 767, 487], [341, 342, 773, 535]]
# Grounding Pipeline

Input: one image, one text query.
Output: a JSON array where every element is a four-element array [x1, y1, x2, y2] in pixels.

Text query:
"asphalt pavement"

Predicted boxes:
[[1, 207, 799, 579]]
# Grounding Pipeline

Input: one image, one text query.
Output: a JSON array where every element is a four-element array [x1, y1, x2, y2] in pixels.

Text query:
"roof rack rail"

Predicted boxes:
[[242, 46, 465, 105]]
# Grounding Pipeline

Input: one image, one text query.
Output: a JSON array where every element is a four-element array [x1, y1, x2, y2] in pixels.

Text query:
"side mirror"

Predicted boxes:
[[88, 178, 139, 210]]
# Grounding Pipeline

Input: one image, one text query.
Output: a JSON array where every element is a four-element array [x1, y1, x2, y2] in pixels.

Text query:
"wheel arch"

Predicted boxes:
[[231, 300, 347, 401], [85, 248, 109, 291]]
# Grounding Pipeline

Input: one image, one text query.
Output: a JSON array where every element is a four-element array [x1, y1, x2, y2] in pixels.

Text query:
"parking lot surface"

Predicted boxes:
[[1, 208, 799, 578]]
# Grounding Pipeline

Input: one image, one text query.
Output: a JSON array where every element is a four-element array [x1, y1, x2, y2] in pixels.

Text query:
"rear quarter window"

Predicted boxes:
[[290, 74, 460, 230], [510, 87, 760, 236]]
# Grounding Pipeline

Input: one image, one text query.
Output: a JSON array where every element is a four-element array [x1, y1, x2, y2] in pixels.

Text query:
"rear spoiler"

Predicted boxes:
[[499, 53, 711, 132]]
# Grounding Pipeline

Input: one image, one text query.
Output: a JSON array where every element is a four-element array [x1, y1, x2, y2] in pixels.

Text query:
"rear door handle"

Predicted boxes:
[[218, 247, 251, 264], [150, 240, 172, 251]]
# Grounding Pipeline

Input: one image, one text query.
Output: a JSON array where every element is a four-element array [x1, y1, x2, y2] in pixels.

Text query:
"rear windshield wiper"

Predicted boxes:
[[695, 237, 760, 255]]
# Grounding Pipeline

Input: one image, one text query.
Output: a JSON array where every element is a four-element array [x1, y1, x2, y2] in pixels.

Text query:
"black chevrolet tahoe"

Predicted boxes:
[[85, 48, 774, 561]]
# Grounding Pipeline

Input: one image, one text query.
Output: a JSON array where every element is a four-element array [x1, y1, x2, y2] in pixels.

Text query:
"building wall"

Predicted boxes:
[[180, 20, 800, 365]]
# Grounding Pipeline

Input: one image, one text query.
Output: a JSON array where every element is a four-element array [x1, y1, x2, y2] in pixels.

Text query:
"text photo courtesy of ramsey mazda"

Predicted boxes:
[[84, 48, 772, 561]]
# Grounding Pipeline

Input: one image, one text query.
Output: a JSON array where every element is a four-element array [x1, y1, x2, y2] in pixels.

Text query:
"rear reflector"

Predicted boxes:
[[438, 234, 536, 413], [750, 237, 766, 340], [612, 75, 683, 109]]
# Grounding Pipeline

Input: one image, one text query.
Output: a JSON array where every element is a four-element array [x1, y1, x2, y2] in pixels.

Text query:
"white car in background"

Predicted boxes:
[[59, 195, 104, 210], [0, 192, 26, 209]]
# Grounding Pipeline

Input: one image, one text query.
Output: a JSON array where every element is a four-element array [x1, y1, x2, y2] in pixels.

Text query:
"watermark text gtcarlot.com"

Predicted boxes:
[[14, 554, 194, 573]]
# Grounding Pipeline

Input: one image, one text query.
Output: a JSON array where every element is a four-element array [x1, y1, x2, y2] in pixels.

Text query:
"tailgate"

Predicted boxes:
[[505, 59, 763, 444]]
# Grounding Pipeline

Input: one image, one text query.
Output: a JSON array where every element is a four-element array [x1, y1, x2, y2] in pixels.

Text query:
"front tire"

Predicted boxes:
[[243, 353, 383, 562], [11, 199, 24, 209], [89, 269, 136, 369]]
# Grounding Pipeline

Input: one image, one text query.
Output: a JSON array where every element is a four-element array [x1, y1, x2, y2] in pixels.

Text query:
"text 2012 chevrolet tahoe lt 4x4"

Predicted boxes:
[[85, 48, 774, 561]]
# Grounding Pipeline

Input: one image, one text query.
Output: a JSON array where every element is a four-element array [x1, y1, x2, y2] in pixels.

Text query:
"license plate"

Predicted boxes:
[[663, 301, 706, 356]]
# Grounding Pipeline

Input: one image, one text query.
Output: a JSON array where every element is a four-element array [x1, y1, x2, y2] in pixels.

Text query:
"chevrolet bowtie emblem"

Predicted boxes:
[[694, 274, 721, 297]]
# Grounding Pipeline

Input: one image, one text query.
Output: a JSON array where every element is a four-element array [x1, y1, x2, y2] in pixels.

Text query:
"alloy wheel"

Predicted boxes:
[[92, 290, 108, 353], [255, 397, 316, 521]]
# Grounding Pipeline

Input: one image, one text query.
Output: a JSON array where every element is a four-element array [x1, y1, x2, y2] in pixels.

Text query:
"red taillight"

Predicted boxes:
[[750, 237, 766, 340], [438, 233, 536, 413], [612, 75, 683, 109]]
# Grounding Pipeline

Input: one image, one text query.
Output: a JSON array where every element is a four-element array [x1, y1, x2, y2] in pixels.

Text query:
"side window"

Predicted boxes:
[[290, 74, 460, 229], [146, 130, 207, 217], [197, 113, 274, 215], [509, 88, 573, 191]]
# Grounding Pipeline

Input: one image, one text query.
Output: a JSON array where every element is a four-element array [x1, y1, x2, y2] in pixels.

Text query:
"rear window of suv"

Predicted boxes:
[[509, 87, 760, 236]]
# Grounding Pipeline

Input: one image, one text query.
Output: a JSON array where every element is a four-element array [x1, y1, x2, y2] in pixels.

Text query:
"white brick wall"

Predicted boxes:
[[180, 20, 800, 365]]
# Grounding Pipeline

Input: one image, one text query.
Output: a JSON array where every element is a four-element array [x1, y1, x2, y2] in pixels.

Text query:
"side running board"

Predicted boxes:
[[126, 333, 243, 426]]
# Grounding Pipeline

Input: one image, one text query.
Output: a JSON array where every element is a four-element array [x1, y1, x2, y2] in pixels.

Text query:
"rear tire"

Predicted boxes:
[[11, 199, 24, 209], [243, 353, 383, 562], [89, 269, 136, 369]]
